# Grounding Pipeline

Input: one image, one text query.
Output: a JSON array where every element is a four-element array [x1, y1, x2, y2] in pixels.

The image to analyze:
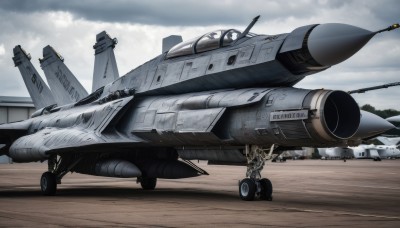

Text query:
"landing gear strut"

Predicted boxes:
[[40, 155, 82, 196], [239, 145, 276, 201]]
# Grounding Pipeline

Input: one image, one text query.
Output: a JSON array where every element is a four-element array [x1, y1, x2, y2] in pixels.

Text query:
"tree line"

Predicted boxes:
[[360, 104, 400, 119]]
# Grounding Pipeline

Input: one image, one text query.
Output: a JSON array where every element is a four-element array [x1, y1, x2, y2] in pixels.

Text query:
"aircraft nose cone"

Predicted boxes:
[[352, 111, 395, 139], [386, 115, 400, 123], [307, 23, 374, 66]]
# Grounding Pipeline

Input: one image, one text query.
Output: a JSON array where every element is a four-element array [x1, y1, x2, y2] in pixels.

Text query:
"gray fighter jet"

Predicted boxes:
[[1, 16, 399, 201]]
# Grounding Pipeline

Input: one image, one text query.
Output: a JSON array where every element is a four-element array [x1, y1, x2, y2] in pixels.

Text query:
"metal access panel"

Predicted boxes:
[[162, 61, 184, 87], [180, 56, 210, 81], [175, 108, 225, 133]]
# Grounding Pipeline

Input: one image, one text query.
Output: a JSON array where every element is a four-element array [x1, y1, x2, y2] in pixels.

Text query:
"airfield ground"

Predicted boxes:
[[0, 159, 399, 227]]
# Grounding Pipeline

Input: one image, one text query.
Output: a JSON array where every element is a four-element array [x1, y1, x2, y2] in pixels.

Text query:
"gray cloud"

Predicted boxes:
[[0, 0, 397, 26], [0, 0, 399, 110]]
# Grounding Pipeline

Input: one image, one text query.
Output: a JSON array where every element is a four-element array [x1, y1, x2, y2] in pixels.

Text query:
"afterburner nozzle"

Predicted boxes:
[[307, 23, 375, 66]]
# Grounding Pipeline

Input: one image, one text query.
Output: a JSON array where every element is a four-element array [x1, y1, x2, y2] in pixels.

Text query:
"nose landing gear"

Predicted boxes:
[[238, 145, 276, 201], [40, 155, 83, 196]]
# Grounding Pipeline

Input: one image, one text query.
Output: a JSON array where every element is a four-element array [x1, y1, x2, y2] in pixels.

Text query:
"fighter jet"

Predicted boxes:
[[320, 143, 400, 161], [12, 45, 56, 109], [318, 147, 354, 159], [40, 45, 88, 105], [1, 16, 399, 201], [92, 31, 119, 92], [352, 144, 400, 160]]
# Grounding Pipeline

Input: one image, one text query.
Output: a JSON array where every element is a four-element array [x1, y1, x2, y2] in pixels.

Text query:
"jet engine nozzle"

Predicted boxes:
[[308, 90, 360, 140], [307, 23, 374, 66]]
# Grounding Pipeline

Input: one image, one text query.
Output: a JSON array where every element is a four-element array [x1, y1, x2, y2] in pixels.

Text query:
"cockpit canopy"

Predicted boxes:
[[166, 29, 242, 58]]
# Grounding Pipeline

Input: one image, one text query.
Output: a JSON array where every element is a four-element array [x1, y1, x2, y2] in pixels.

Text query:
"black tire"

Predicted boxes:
[[40, 172, 57, 196], [239, 178, 256, 201], [259, 178, 273, 201], [140, 177, 157, 190]]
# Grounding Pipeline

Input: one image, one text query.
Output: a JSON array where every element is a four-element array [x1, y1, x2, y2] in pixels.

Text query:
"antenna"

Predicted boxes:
[[235, 15, 260, 42], [375, 23, 399, 34], [348, 82, 400, 94]]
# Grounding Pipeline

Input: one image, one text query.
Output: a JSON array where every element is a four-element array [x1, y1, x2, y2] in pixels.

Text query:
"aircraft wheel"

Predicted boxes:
[[239, 178, 256, 201], [140, 177, 157, 190], [259, 178, 273, 201], [40, 172, 57, 196]]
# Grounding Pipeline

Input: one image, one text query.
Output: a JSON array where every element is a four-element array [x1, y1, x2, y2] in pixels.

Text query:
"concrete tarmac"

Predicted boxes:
[[0, 159, 399, 227]]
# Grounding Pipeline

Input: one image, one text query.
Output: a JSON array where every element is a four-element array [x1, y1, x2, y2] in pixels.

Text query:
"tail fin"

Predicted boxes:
[[12, 45, 56, 109], [40, 45, 88, 105], [92, 31, 119, 92]]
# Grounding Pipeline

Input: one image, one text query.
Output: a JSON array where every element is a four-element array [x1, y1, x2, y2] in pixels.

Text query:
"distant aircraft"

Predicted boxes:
[[318, 147, 353, 159], [376, 145, 400, 158], [40, 45, 88, 105], [92, 31, 119, 92], [1, 16, 399, 201], [352, 144, 381, 160], [352, 144, 400, 160], [12, 45, 56, 109], [322, 136, 400, 160], [320, 144, 392, 161]]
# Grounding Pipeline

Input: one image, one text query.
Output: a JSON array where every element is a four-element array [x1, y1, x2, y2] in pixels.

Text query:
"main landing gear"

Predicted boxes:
[[137, 177, 157, 190], [40, 171, 57, 196], [239, 145, 276, 201]]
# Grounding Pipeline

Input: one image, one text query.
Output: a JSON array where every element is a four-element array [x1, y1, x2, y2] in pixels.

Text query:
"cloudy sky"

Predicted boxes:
[[0, 0, 399, 109]]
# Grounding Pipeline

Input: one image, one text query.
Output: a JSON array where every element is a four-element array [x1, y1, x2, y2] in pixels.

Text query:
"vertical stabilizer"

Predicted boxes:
[[12, 45, 56, 109], [92, 31, 119, 92], [40, 45, 88, 105], [162, 35, 183, 53]]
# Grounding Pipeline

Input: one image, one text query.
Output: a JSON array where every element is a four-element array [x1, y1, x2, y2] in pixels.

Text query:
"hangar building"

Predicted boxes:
[[0, 96, 35, 163]]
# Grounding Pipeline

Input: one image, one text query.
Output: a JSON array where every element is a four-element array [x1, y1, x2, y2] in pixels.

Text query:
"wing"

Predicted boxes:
[[8, 127, 144, 162]]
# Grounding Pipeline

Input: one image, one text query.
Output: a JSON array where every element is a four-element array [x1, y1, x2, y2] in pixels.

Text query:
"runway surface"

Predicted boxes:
[[0, 159, 399, 227]]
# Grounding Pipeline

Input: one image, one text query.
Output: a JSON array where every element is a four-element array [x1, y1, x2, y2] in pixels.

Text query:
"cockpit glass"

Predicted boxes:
[[196, 30, 223, 53], [166, 29, 245, 58], [222, 30, 241, 47], [166, 37, 197, 58]]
